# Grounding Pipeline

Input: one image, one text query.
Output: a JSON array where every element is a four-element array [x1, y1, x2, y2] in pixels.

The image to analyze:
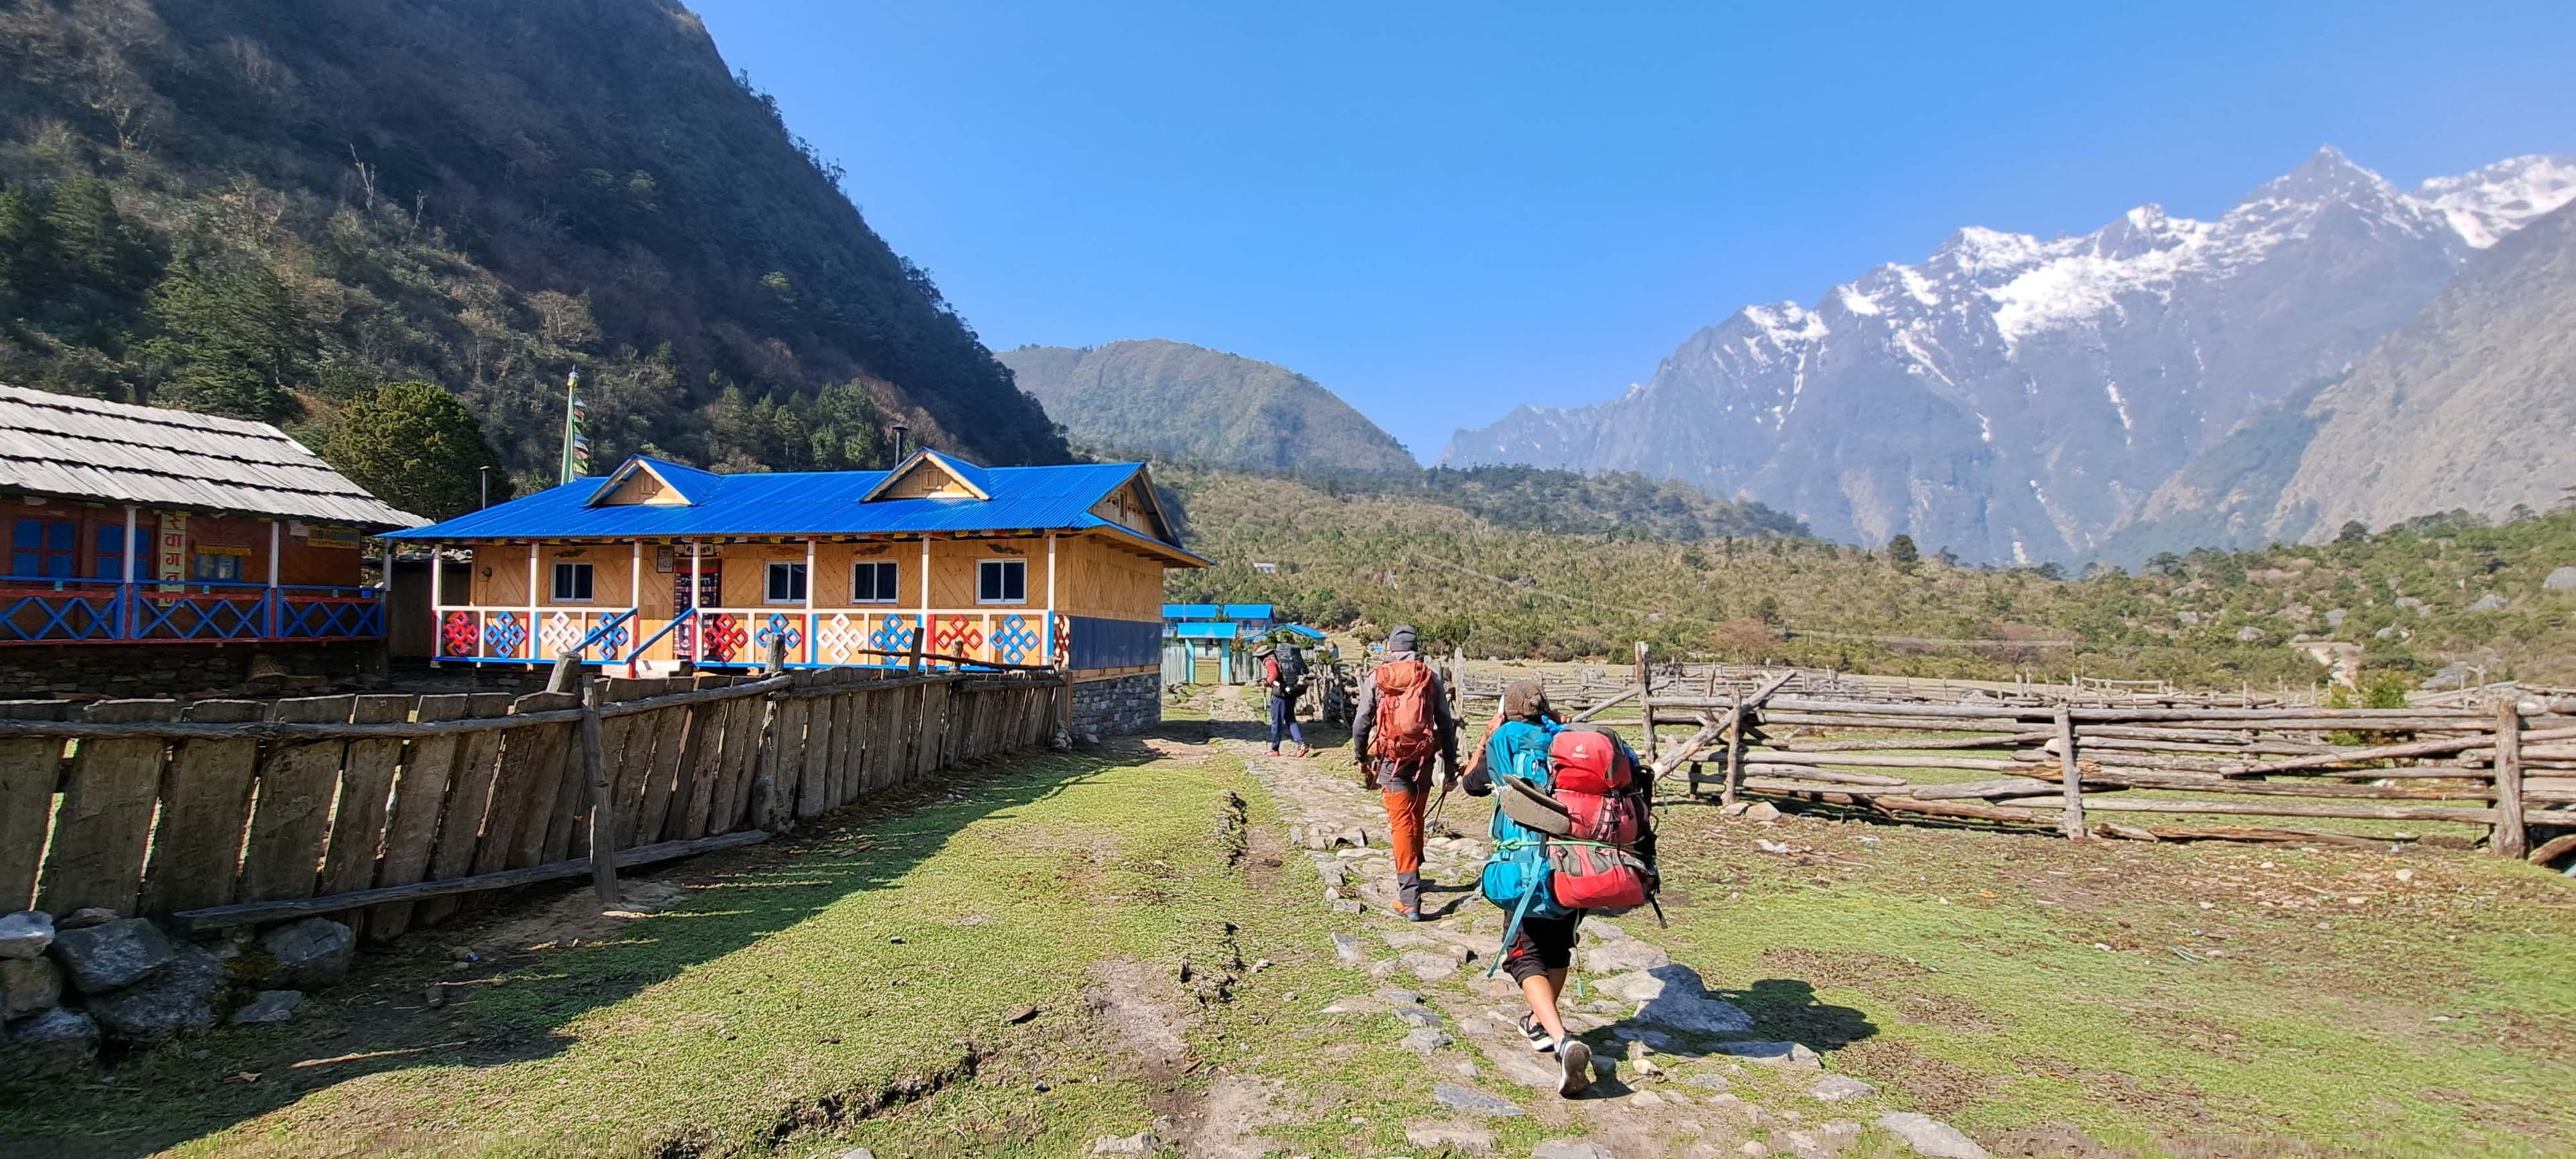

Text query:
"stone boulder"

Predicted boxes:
[[259, 918, 356, 989], [1596, 965, 1756, 1034], [51, 918, 174, 993], [1, 956, 62, 1018], [2544, 565, 2576, 592], [88, 944, 227, 1042], [0, 910, 53, 959], [1, 1007, 99, 1080], [230, 989, 304, 1026]]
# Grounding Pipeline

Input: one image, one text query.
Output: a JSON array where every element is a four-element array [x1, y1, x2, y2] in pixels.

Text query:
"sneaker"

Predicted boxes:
[[1517, 1013, 1555, 1053], [1556, 1037, 1593, 1097], [1295, 743, 1313, 758], [1266, 748, 1281, 757]]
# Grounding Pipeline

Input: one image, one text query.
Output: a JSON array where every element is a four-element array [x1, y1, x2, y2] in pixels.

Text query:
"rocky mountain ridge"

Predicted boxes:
[[1442, 147, 2576, 563], [998, 339, 1419, 474]]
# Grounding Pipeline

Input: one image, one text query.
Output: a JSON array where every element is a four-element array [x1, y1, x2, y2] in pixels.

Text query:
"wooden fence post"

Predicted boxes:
[[2055, 706, 2086, 839], [2491, 700, 2525, 858], [1719, 702, 1746, 807], [751, 635, 788, 830], [1634, 641, 1657, 766], [579, 672, 620, 904], [549, 650, 583, 695]]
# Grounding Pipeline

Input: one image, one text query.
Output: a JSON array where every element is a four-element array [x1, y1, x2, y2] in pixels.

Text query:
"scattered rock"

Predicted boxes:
[[1091, 1132, 1159, 1154], [1718, 802, 1751, 817], [258, 918, 356, 989], [1715, 1040, 1823, 1068], [56, 907, 119, 931], [1332, 899, 1367, 916], [1381, 988, 1421, 1005], [1330, 932, 1367, 966], [1809, 1073, 1875, 1101], [2544, 566, 2576, 592], [1586, 939, 1670, 973], [603, 881, 687, 915], [88, 943, 226, 1042], [51, 917, 175, 993], [230, 989, 304, 1026], [1317, 860, 1348, 887], [1587, 918, 1629, 940], [0, 910, 54, 959], [1534, 1142, 1620, 1159], [2, 956, 62, 1018], [1738, 1143, 1770, 1157], [1744, 802, 1782, 822], [2467, 593, 2509, 612], [840, 1149, 877, 1159], [1405, 1122, 1496, 1153], [1433, 1082, 1526, 1117], [1380, 928, 1440, 950], [1878, 1111, 1987, 1158], [1598, 966, 1756, 1034], [1395, 1005, 1443, 1028], [2234, 626, 2265, 642], [1688, 1072, 1732, 1091], [1403, 951, 1460, 981], [1403, 1028, 1455, 1053], [1, 1007, 99, 1079]]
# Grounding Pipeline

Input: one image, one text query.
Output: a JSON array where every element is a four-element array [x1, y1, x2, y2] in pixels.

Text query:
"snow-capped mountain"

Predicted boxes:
[[1441, 147, 2576, 563]]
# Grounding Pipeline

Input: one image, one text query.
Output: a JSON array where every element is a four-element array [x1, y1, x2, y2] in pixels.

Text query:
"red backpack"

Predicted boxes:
[[1543, 727, 1655, 912]]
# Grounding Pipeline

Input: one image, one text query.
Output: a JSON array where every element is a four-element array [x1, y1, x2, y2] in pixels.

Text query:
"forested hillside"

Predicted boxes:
[[0, 0, 1065, 493], [1167, 469, 2576, 689], [998, 339, 1419, 474]]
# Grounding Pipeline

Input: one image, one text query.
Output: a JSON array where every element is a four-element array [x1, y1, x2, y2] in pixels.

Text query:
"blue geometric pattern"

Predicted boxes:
[[1, 591, 117, 642], [596, 622, 631, 661], [867, 612, 919, 656], [485, 610, 526, 659], [757, 612, 806, 655], [992, 614, 1042, 665]]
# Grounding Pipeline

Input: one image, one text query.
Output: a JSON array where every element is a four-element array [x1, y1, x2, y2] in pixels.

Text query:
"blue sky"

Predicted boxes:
[[690, 1, 2576, 463]]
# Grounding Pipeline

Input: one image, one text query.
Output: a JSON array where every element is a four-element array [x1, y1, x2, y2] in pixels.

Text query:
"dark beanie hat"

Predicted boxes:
[[1387, 624, 1418, 653]]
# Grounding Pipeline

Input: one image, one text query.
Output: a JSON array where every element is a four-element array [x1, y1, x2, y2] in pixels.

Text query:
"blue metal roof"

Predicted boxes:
[[1171, 622, 1238, 639], [386, 455, 1200, 562], [1222, 604, 1275, 620], [1164, 604, 1224, 619], [1275, 624, 1328, 640]]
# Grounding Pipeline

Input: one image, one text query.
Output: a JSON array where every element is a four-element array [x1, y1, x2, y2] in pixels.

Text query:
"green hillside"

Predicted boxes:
[[998, 339, 1419, 474], [1165, 469, 2576, 689], [0, 0, 1065, 490]]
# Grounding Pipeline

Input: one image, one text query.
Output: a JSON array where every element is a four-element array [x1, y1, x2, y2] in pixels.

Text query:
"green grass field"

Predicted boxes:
[[9, 711, 2569, 1158]]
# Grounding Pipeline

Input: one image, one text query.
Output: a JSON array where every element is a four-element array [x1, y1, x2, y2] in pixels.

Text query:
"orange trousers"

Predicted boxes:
[[1375, 759, 1435, 913]]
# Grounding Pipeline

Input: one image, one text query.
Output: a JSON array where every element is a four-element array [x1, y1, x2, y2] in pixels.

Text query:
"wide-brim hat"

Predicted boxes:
[[1499, 775, 1574, 837]]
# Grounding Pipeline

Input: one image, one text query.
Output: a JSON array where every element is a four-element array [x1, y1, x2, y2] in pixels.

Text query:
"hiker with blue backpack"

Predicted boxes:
[[1464, 677, 1659, 1098]]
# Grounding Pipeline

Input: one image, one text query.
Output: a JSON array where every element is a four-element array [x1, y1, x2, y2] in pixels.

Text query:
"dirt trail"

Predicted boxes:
[[1193, 689, 1989, 1159]]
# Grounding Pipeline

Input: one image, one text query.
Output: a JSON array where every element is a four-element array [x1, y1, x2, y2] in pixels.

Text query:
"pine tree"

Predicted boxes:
[[1886, 533, 1921, 572], [319, 381, 510, 520], [146, 252, 311, 421]]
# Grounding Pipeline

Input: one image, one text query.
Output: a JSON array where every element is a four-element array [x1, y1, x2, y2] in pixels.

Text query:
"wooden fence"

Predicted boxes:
[[1458, 661, 2576, 864], [0, 667, 1063, 933]]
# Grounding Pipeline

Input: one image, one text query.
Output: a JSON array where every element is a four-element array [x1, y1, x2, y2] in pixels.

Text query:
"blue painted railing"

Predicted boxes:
[[0, 576, 383, 645]]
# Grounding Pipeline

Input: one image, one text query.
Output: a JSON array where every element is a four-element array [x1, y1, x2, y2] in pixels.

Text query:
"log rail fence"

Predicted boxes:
[[0, 651, 1065, 933], [1454, 651, 2576, 865]]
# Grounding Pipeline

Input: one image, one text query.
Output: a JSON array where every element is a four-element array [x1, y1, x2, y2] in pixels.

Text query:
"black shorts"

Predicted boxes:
[[1503, 914, 1580, 983]]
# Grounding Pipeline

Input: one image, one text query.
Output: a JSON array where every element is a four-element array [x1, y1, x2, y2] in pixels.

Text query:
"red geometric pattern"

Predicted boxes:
[[441, 610, 480, 657], [700, 612, 746, 663], [933, 613, 985, 659]]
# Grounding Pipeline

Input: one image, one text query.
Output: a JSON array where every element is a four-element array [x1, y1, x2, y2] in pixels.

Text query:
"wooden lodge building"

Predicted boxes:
[[0, 385, 423, 693], [386, 449, 1206, 734]]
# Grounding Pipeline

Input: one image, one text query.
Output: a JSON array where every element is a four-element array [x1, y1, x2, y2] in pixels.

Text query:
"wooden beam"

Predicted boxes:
[[579, 673, 619, 903], [170, 830, 767, 934], [2056, 706, 2086, 840]]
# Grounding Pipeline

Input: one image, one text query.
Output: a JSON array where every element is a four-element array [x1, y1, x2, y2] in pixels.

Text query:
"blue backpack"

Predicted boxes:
[[1480, 720, 1569, 930]]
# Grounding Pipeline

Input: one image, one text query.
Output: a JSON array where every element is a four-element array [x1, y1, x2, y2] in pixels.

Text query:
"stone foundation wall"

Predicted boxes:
[[0, 642, 384, 699], [1070, 672, 1161, 737]]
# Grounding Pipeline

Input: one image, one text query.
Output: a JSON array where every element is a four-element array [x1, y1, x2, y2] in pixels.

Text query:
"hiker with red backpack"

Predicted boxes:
[[1464, 677, 1658, 1098], [1348, 625, 1460, 922]]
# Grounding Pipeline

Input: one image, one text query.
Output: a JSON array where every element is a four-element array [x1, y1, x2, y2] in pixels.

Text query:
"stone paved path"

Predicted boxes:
[[1200, 693, 1989, 1159]]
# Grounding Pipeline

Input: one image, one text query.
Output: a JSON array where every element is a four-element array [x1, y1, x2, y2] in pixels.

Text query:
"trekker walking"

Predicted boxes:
[[1256, 643, 1311, 757], [1349, 625, 1460, 922], [1462, 678, 1595, 1095]]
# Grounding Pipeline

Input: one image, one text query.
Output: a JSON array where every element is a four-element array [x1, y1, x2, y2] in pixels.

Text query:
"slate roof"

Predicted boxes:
[[386, 453, 1203, 563], [0, 384, 424, 529]]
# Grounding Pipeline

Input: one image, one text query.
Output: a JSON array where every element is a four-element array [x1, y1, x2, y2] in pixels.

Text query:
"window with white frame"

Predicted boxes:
[[551, 562, 594, 602], [765, 561, 808, 603], [977, 558, 1026, 604], [851, 559, 899, 603]]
